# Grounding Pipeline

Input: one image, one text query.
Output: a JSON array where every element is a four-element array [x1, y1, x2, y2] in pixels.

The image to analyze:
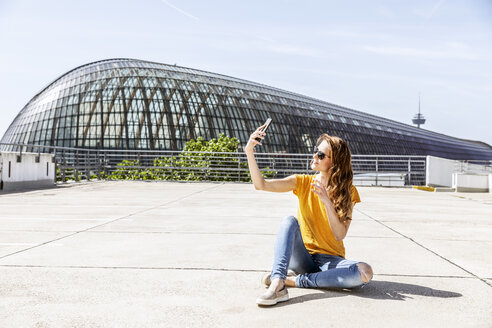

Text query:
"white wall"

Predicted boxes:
[[353, 173, 405, 186], [427, 155, 492, 191], [0, 152, 55, 191], [426, 156, 455, 187], [452, 173, 489, 192]]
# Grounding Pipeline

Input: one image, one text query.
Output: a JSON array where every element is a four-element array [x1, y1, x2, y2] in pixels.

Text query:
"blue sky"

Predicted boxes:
[[1, 0, 491, 145]]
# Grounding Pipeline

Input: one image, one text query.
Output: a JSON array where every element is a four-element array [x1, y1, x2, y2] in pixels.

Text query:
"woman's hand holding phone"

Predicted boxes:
[[244, 118, 272, 154], [255, 118, 272, 141]]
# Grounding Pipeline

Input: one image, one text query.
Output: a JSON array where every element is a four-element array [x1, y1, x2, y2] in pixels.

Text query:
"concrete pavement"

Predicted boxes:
[[0, 181, 491, 327]]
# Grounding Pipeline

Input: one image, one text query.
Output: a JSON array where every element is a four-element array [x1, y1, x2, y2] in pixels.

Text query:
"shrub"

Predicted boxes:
[[103, 134, 277, 182]]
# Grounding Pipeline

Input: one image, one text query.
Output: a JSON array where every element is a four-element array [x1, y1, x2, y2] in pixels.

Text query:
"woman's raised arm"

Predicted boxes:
[[244, 125, 296, 193]]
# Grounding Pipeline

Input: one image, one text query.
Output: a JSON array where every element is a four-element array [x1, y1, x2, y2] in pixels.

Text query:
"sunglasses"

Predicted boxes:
[[313, 146, 328, 160]]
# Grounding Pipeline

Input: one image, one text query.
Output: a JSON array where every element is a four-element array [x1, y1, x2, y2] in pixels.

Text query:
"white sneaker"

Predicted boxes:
[[256, 286, 289, 306]]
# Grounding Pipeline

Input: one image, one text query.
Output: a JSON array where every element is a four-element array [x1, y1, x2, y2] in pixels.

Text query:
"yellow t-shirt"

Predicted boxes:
[[293, 174, 361, 258]]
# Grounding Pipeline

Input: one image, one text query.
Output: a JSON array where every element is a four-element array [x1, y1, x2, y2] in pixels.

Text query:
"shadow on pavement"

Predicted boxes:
[[349, 280, 463, 300], [273, 280, 463, 307], [0, 184, 59, 195]]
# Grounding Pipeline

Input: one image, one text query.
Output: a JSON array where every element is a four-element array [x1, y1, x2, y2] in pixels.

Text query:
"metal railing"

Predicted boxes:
[[453, 160, 492, 175], [1, 143, 431, 185], [351, 155, 426, 186]]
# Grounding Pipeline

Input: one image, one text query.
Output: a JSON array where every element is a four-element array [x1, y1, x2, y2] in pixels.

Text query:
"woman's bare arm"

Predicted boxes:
[[244, 125, 296, 193], [312, 178, 354, 241], [322, 200, 353, 241]]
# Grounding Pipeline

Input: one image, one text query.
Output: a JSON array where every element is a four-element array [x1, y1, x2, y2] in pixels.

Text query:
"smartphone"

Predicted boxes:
[[256, 118, 272, 142]]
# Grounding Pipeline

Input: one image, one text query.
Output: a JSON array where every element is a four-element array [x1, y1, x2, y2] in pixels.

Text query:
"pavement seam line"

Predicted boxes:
[[0, 183, 224, 261], [0, 264, 483, 279], [0, 230, 278, 235], [354, 208, 492, 288], [0, 264, 266, 272], [0, 229, 405, 238]]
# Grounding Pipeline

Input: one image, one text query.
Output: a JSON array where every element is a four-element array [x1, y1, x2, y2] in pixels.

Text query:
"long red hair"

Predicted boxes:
[[316, 134, 354, 222]]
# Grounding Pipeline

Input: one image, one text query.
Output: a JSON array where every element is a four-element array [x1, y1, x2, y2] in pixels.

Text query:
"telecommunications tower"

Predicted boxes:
[[412, 94, 426, 128]]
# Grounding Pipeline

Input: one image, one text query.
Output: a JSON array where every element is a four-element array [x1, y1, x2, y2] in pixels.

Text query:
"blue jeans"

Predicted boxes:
[[270, 215, 367, 289]]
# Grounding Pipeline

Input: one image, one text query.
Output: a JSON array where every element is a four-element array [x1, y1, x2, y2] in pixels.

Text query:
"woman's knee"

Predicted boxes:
[[356, 262, 373, 283], [281, 215, 299, 228]]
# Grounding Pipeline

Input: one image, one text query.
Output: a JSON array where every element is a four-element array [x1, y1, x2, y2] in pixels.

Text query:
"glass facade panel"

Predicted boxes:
[[1, 58, 491, 160]]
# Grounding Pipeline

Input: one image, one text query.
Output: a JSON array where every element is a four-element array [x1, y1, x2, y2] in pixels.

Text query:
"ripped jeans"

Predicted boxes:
[[270, 215, 368, 289]]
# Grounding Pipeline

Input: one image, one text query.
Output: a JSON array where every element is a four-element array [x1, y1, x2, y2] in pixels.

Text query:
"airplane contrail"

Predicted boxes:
[[161, 0, 199, 21]]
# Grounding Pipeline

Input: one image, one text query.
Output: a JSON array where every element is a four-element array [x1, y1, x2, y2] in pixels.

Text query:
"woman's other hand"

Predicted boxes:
[[244, 124, 267, 154], [311, 175, 332, 205]]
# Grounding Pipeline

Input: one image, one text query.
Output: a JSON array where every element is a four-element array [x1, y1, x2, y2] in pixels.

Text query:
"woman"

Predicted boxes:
[[245, 124, 373, 306]]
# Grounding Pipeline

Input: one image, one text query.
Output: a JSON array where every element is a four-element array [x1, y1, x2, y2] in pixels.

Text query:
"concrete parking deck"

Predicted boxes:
[[0, 181, 491, 327]]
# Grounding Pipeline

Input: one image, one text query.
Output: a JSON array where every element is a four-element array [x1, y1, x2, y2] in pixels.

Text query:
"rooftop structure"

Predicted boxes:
[[1, 58, 491, 160], [0, 181, 490, 326]]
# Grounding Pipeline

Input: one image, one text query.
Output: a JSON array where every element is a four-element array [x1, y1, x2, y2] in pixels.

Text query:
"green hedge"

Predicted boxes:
[[56, 134, 276, 182], [107, 134, 275, 182]]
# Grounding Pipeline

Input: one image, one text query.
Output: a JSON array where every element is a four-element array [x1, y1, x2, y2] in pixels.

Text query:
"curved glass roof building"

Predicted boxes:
[[1, 58, 491, 160]]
